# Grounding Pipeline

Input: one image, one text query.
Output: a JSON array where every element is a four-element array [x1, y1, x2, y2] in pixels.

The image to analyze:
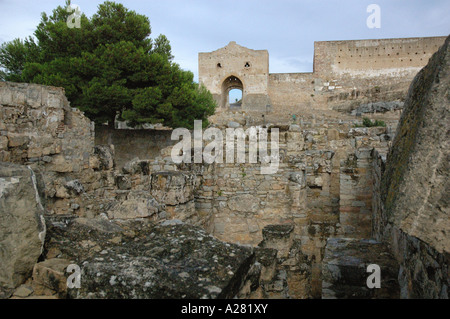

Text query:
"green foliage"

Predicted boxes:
[[0, 38, 39, 81], [355, 117, 386, 128], [0, 1, 216, 128], [153, 34, 174, 61]]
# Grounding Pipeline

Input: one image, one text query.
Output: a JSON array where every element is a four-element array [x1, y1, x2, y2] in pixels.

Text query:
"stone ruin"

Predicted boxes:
[[199, 36, 446, 112], [0, 35, 448, 299]]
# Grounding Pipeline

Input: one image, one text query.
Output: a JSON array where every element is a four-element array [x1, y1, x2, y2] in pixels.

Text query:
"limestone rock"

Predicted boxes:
[[114, 174, 132, 190], [93, 145, 115, 171], [351, 101, 404, 116], [44, 217, 255, 299], [0, 136, 9, 150], [107, 190, 160, 220], [32, 258, 72, 297], [151, 172, 196, 206], [260, 225, 295, 259], [227, 121, 241, 128], [160, 219, 183, 226], [227, 194, 259, 213], [7, 133, 30, 147], [12, 285, 34, 298], [381, 36, 450, 254], [322, 238, 399, 299], [48, 155, 74, 173], [289, 172, 306, 187], [122, 158, 151, 175], [0, 162, 46, 298], [65, 180, 85, 195]]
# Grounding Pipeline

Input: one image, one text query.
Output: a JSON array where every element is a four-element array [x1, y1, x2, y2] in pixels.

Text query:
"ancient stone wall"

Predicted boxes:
[[200, 36, 446, 113], [268, 73, 316, 110], [95, 126, 175, 169], [199, 41, 270, 110], [0, 82, 94, 166], [314, 37, 445, 78], [189, 121, 396, 297], [371, 36, 449, 299]]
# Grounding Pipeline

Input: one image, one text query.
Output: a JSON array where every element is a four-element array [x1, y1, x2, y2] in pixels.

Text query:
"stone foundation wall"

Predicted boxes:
[[0, 81, 404, 299], [0, 82, 94, 165], [95, 126, 175, 169], [372, 149, 449, 299], [188, 122, 395, 297], [0, 82, 104, 216]]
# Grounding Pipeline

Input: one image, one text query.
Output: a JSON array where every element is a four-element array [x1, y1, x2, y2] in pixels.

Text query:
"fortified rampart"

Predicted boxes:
[[200, 36, 446, 113]]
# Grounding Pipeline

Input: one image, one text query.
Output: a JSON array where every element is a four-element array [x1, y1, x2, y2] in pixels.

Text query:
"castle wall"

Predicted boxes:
[[199, 42, 270, 110], [95, 126, 175, 169], [268, 73, 315, 110], [192, 123, 393, 297], [200, 36, 447, 113], [0, 82, 116, 217], [314, 36, 446, 78]]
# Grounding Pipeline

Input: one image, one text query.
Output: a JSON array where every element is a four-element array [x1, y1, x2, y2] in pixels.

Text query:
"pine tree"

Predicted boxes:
[[0, 1, 216, 129]]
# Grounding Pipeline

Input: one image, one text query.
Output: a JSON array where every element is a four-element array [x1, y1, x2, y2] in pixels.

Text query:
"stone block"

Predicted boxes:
[[327, 129, 340, 141], [227, 194, 259, 213], [151, 172, 196, 206], [32, 259, 71, 296], [260, 224, 295, 259], [108, 190, 160, 220], [0, 163, 46, 298], [322, 238, 400, 299], [0, 136, 8, 150], [7, 134, 29, 147], [48, 155, 74, 173]]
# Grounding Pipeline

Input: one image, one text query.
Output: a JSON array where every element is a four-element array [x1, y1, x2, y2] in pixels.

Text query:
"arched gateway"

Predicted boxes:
[[221, 75, 243, 109], [198, 41, 271, 111]]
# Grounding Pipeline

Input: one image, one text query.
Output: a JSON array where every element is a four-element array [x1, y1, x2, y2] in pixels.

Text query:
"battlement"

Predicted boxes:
[[313, 36, 446, 77], [199, 36, 447, 112]]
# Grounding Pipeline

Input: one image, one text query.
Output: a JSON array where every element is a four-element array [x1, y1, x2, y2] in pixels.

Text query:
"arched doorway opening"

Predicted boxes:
[[229, 89, 242, 109], [221, 76, 244, 109]]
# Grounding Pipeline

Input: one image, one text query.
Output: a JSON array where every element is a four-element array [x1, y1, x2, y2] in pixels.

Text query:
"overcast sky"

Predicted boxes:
[[0, 0, 449, 81]]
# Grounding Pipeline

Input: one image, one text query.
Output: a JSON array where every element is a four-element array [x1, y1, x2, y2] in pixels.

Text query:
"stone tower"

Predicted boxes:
[[199, 41, 271, 111]]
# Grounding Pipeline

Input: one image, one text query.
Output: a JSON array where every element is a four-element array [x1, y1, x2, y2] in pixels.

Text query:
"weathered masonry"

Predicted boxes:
[[1, 35, 448, 300], [199, 36, 446, 111], [199, 41, 271, 111]]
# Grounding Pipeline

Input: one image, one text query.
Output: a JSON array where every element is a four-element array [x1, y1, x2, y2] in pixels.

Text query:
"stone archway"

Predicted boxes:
[[221, 75, 244, 109]]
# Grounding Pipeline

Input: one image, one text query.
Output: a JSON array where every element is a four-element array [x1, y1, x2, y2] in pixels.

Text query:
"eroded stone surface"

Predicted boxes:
[[381, 36, 450, 254], [0, 36, 448, 300], [322, 238, 399, 299], [0, 162, 46, 298], [43, 217, 255, 299]]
